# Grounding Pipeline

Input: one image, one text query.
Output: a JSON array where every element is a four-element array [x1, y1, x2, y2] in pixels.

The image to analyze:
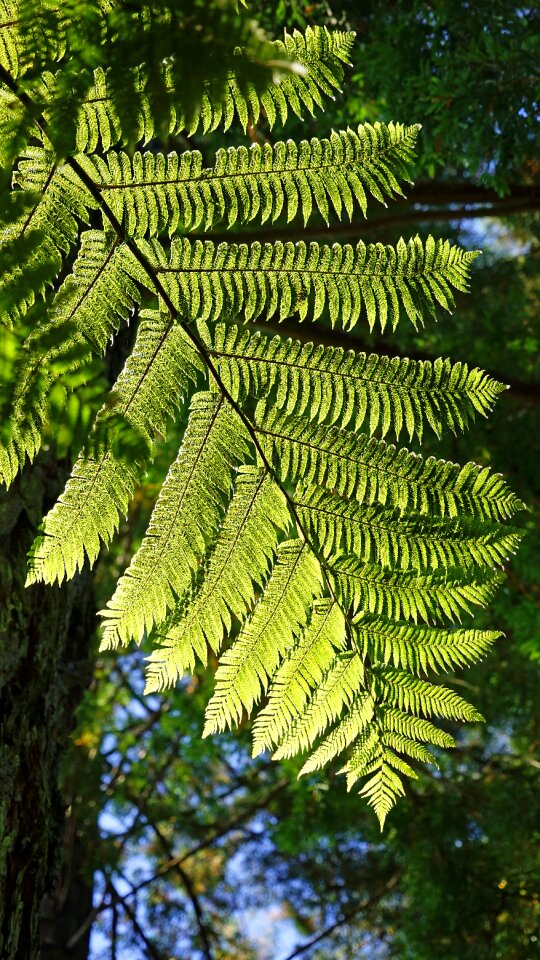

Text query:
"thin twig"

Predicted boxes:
[[282, 872, 402, 960], [67, 777, 289, 946], [197, 198, 540, 245], [108, 879, 166, 960]]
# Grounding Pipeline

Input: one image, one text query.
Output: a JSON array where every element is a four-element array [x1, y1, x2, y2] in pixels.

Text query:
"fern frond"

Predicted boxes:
[[297, 694, 457, 828], [298, 691, 375, 775], [10, 147, 95, 250], [355, 754, 407, 830], [201, 322, 505, 443], [144, 467, 290, 691], [354, 615, 500, 675], [380, 731, 438, 767], [296, 487, 522, 571], [379, 707, 455, 748], [0, 81, 31, 169], [0, 0, 66, 78], [204, 540, 323, 735], [142, 235, 477, 331], [100, 392, 249, 649], [331, 555, 503, 624], [374, 667, 484, 721], [43, 230, 147, 351], [252, 599, 346, 756], [34, 67, 125, 155], [183, 26, 355, 135], [258, 414, 525, 521], [83, 122, 419, 236], [0, 148, 97, 325], [337, 724, 381, 783], [26, 312, 202, 585], [0, 0, 22, 77], [0, 232, 146, 486], [1, 9, 525, 829], [34, 26, 354, 150], [335, 726, 416, 828], [272, 651, 365, 760]]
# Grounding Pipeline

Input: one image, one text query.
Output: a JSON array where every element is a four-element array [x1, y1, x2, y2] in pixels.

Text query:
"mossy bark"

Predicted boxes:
[[0, 455, 96, 960]]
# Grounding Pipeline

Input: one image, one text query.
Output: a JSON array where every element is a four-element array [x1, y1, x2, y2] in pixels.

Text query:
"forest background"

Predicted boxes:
[[1, 1, 539, 959]]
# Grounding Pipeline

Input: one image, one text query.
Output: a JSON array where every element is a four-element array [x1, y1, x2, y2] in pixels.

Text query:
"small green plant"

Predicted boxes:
[[0, 0, 524, 827]]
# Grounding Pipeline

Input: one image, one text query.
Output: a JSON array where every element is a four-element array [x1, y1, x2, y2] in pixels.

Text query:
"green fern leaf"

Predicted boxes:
[[201, 322, 505, 443], [295, 487, 522, 571], [258, 414, 525, 521], [0, 11, 526, 827], [379, 707, 455, 748], [74, 67, 123, 154], [357, 756, 407, 831], [0, 231, 146, 486], [272, 650, 365, 760], [82, 122, 419, 235], [336, 728, 412, 828], [44, 230, 147, 352], [0, 0, 23, 77], [298, 691, 375, 775], [373, 667, 484, 721], [204, 540, 323, 735], [141, 235, 478, 331], [100, 392, 249, 649], [192, 26, 355, 135], [380, 731, 438, 767], [38, 26, 354, 150], [252, 598, 346, 756], [330, 555, 503, 624], [26, 311, 202, 584], [0, 0, 68, 78], [144, 467, 290, 691], [0, 148, 97, 325], [354, 615, 500, 675]]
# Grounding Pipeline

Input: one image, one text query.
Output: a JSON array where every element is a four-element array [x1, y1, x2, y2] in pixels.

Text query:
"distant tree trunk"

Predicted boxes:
[[39, 825, 96, 960], [0, 454, 96, 960]]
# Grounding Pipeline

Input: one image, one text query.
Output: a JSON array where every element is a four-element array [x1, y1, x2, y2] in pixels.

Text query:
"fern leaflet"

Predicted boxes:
[[201, 320, 505, 442], [144, 467, 290, 690], [101, 391, 249, 648], [204, 540, 323, 735], [142, 235, 478, 330], [81, 122, 419, 235], [26, 312, 202, 583]]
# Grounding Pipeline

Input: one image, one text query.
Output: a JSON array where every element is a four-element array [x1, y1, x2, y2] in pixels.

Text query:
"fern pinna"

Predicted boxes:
[[0, 1, 525, 827]]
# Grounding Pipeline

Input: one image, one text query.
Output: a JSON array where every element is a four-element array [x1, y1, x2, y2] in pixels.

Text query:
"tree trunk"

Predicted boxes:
[[0, 455, 96, 960], [39, 824, 96, 960]]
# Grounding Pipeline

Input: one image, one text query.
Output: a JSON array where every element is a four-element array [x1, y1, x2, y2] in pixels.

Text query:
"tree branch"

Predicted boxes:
[[197, 184, 540, 244], [107, 880, 166, 960], [282, 872, 402, 960], [68, 775, 290, 948], [123, 787, 216, 960]]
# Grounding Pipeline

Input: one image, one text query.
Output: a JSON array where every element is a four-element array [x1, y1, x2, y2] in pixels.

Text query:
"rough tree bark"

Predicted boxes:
[[0, 454, 96, 960]]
